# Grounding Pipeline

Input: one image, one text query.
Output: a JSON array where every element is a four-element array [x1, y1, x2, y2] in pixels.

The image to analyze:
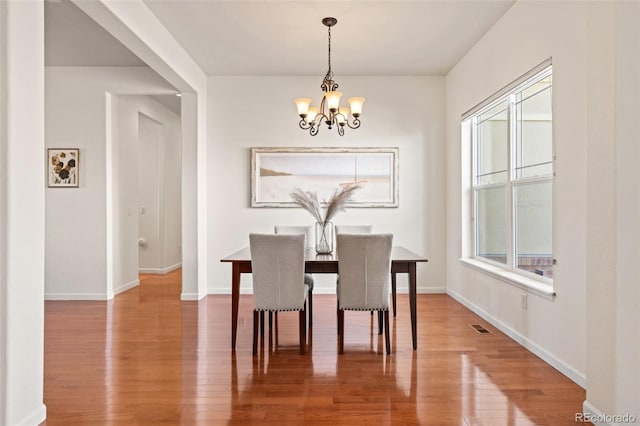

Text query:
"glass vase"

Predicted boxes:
[[315, 221, 334, 254]]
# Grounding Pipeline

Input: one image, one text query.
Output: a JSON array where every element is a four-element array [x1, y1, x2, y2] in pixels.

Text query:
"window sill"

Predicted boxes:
[[459, 258, 556, 300]]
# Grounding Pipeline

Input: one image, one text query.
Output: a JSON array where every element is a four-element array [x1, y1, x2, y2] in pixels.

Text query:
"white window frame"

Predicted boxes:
[[461, 59, 555, 299]]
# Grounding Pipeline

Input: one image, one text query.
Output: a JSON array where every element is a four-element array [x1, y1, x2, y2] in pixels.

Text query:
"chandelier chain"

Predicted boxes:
[[324, 25, 333, 83], [327, 26, 331, 74]]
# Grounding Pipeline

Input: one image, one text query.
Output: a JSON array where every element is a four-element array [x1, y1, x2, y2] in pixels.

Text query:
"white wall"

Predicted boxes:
[[207, 76, 446, 294], [582, 1, 640, 421], [445, 0, 588, 385], [45, 67, 179, 299], [584, 1, 618, 417], [613, 2, 640, 418], [112, 95, 182, 292], [0, 1, 47, 425], [583, 2, 640, 421], [0, 3, 5, 419]]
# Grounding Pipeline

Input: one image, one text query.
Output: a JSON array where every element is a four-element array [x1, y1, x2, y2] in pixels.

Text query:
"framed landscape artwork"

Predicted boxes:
[[47, 148, 79, 188], [251, 147, 399, 207]]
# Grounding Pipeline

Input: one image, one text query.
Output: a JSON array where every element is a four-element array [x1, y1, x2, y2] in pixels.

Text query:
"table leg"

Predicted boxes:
[[391, 272, 397, 317], [231, 262, 241, 350], [409, 262, 417, 350]]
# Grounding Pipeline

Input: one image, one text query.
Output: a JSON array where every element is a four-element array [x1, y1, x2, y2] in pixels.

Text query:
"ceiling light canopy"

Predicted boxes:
[[295, 17, 365, 136]]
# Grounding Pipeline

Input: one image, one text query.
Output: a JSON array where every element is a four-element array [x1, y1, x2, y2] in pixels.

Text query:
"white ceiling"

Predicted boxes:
[[45, 0, 515, 76], [45, 0, 147, 67]]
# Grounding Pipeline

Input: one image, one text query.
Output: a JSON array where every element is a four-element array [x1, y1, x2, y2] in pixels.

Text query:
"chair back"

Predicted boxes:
[[274, 225, 314, 248], [336, 234, 393, 310], [250, 234, 307, 311], [335, 225, 373, 234]]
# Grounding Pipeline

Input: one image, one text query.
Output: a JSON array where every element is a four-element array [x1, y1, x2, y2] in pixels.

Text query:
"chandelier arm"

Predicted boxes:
[[346, 118, 361, 129], [315, 111, 329, 126], [309, 125, 319, 136], [319, 95, 327, 112], [318, 99, 331, 126], [299, 119, 312, 130], [337, 125, 345, 136]]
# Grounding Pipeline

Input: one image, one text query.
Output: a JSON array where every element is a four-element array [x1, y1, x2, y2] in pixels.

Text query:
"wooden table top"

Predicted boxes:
[[221, 246, 428, 264]]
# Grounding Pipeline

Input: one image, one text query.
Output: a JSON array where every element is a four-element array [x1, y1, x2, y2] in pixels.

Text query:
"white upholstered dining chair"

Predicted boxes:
[[250, 233, 309, 355], [336, 225, 400, 319], [274, 225, 314, 328], [335, 224, 397, 327], [336, 233, 393, 355]]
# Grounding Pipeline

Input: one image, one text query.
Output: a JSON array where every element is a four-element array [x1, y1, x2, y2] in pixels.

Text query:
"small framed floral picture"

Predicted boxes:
[[47, 148, 79, 188]]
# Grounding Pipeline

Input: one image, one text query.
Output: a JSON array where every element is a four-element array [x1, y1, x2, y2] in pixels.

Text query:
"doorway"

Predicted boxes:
[[106, 96, 182, 297], [138, 113, 162, 273], [137, 110, 183, 275]]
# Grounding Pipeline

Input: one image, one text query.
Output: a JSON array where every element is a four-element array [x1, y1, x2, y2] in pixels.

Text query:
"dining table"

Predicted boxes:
[[220, 246, 428, 350]]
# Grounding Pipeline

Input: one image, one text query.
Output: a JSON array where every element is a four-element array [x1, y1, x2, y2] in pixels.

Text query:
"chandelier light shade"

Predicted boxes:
[[295, 17, 365, 136]]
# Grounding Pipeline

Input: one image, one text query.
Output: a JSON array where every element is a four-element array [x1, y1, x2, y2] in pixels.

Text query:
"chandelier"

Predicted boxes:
[[295, 17, 365, 136]]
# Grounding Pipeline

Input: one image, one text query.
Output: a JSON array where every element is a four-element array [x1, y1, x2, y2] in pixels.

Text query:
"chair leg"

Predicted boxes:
[[308, 290, 313, 329], [267, 311, 273, 347], [260, 311, 265, 338], [337, 302, 340, 334], [252, 311, 259, 355], [384, 310, 391, 355], [338, 309, 344, 354], [274, 311, 279, 346], [299, 307, 306, 354], [378, 311, 383, 335]]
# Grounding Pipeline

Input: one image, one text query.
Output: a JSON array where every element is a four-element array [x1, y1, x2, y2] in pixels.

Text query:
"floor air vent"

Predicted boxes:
[[470, 324, 492, 334]]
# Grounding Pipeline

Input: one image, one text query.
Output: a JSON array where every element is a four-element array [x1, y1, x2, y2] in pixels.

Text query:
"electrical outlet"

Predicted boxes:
[[521, 293, 528, 310]]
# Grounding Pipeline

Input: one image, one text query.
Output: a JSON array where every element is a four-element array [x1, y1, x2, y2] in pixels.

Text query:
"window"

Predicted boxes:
[[465, 62, 553, 284]]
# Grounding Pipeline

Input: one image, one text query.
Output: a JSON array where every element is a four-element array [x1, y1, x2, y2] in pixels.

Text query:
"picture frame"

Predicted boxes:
[[47, 148, 79, 188], [251, 147, 399, 208]]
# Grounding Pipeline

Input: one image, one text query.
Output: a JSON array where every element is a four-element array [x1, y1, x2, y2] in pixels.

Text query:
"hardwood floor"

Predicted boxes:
[[43, 269, 585, 425]]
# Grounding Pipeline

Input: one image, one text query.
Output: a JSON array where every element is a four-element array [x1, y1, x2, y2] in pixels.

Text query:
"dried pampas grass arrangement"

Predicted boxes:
[[290, 184, 361, 225]]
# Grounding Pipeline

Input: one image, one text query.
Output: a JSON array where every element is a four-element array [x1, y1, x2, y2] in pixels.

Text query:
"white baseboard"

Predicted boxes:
[[312, 286, 447, 295], [447, 288, 586, 388], [417, 286, 446, 294], [207, 285, 446, 295], [180, 292, 199, 301], [10, 402, 46, 426], [582, 401, 611, 426], [114, 279, 139, 296], [45, 293, 108, 301], [580, 402, 638, 426], [139, 262, 182, 275], [208, 288, 234, 295], [160, 262, 181, 274], [45, 279, 140, 300]]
